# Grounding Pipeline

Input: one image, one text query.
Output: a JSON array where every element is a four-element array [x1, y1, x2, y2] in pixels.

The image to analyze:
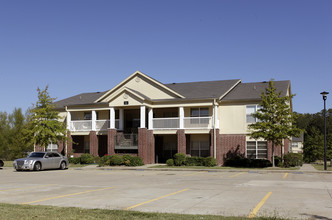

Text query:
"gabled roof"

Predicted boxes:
[[95, 71, 185, 102], [165, 79, 241, 100], [222, 81, 290, 101], [54, 91, 106, 109]]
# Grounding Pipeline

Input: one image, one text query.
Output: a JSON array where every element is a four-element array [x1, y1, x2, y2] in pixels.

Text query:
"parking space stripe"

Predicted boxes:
[[248, 192, 272, 218], [0, 184, 56, 192], [283, 172, 289, 179], [21, 186, 115, 205], [124, 188, 189, 210], [229, 172, 246, 178]]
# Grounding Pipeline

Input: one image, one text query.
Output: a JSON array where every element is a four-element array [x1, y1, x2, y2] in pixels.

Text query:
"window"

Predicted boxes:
[[84, 112, 92, 120], [191, 108, 209, 117], [47, 142, 58, 152], [246, 105, 261, 123], [246, 141, 267, 159], [190, 140, 210, 157]]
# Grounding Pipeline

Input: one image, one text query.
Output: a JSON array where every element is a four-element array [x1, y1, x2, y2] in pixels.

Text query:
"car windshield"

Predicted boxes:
[[28, 152, 45, 158]]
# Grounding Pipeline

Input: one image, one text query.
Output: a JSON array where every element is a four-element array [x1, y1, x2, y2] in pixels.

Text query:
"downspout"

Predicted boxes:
[[213, 99, 217, 159]]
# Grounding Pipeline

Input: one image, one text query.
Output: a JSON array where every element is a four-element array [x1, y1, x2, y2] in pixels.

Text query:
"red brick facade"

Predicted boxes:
[[138, 128, 155, 164], [107, 129, 116, 155], [89, 131, 98, 156], [177, 130, 186, 154]]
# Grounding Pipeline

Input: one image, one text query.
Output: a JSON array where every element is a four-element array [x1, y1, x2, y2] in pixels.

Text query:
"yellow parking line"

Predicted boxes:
[[183, 171, 205, 177], [229, 172, 246, 178], [248, 192, 272, 218], [21, 186, 115, 205], [283, 172, 289, 179], [0, 184, 56, 192], [124, 188, 189, 210]]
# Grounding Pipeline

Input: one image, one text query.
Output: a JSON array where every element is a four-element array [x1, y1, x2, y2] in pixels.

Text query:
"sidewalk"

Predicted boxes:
[[299, 163, 317, 172]]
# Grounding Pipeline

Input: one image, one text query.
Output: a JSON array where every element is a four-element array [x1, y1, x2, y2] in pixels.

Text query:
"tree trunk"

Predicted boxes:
[[272, 142, 275, 167]]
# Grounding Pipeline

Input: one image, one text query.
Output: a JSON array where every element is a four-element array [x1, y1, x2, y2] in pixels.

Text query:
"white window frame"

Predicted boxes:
[[47, 142, 58, 152], [246, 141, 267, 159], [246, 105, 261, 123]]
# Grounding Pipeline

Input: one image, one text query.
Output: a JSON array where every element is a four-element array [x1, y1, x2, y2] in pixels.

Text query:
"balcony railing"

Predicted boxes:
[[70, 117, 213, 131], [153, 117, 179, 129], [115, 133, 138, 149]]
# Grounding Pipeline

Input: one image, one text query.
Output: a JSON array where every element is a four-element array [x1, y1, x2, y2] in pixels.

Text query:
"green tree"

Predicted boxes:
[[0, 112, 10, 159], [248, 80, 302, 167], [24, 86, 67, 151]]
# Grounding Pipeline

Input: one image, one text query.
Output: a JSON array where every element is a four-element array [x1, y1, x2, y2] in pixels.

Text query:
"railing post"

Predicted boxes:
[[140, 105, 146, 128], [148, 108, 153, 130], [110, 107, 115, 129], [179, 107, 184, 129], [92, 110, 96, 131]]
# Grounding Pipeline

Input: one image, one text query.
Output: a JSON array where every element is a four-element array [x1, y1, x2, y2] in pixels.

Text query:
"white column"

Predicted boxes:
[[179, 107, 184, 129], [140, 105, 146, 128], [92, 110, 96, 131], [148, 108, 153, 130], [119, 109, 124, 130], [110, 107, 115, 129], [66, 111, 71, 130]]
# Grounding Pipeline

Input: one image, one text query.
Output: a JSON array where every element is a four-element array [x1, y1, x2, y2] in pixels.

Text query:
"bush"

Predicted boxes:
[[185, 156, 205, 166], [129, 156, 144, 166], [109, 155, 124, 166], [69, 157, 80, 164], [204, 157, 217, 167], [250, 159, 272, 168], [96, 155, 111, 167], [224, 156, 250, 167], [122, 154, 132, 166], [274, 156, 282, 167], [80, 154, 95, 164], [174, 153, 186, 166], [166, 159, 174, 166], [283, 153, 303, 167]]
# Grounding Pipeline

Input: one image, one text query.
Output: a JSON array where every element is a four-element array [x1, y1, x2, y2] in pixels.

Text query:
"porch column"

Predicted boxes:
[[110, 107, 115, 129], [148, 108, 153, 130], [140, 105, 146, 128], [214, 105, 219, 128], [92, 110, 96, 131], [66, 111, 71, 130], [179, 107, 184, 129], [119, 109, 124, 130]]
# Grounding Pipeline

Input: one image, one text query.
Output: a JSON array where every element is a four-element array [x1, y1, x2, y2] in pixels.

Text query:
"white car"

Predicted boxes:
[[13, 152, 69, 171]]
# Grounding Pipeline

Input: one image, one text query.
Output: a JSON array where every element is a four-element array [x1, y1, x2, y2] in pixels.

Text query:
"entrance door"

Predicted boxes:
[[98, 135, 108, 156], [155, 135, 177, 163]]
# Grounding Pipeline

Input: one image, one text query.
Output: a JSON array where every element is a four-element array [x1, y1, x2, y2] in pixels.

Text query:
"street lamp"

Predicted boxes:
[[320, 91, 329, 170]]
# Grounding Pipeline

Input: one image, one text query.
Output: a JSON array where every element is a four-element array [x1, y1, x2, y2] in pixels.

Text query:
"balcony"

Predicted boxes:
[[153, 117, 212, 130]]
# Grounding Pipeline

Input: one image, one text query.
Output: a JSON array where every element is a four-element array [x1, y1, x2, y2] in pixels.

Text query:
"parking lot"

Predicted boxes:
[[0, 167, 332, 219]]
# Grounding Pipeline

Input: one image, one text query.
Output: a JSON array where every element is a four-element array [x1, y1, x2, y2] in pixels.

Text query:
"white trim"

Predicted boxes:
[[148, 108, 153, 130], [92, 111, 96, 131], [179, 107, 184, 129], [140, 105, 146, 128], [110, 107, 115, 129]]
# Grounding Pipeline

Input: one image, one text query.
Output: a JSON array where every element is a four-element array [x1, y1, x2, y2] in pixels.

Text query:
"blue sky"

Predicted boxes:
[[0, 0, 331, 114]]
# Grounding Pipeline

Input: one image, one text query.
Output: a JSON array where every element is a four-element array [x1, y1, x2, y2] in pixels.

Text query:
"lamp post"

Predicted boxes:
[[320, 91, 329, 170]]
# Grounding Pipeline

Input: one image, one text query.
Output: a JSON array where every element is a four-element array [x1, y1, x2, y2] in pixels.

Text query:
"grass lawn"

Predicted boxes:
[[312, 163, 332, 171], [0, 203, 287, 220], [149, 165, 299, 170]]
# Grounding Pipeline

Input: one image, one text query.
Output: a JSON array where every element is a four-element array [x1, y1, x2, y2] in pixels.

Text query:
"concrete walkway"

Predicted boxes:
[[299, 163, 317, 172]]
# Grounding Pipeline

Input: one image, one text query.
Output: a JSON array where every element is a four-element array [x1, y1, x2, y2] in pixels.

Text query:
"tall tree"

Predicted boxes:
[[248, 80, 302, 167], [24, 86, 67, 151]]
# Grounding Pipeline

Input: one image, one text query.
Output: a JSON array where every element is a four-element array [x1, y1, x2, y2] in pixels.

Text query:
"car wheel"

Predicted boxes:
[[60, 161, 66, 170], [15, 169, 21, 172], [34, 162, 41, 171]]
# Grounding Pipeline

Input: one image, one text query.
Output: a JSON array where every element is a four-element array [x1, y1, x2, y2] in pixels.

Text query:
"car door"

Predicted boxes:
[[51, 153, 62, 169], [43, 152, 53, 169]]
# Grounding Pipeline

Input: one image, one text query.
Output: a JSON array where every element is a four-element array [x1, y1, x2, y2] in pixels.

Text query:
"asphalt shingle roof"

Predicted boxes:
[[54, 91, 107, 109], [222, 81, 290, 101], [165, 80, 240, 99]]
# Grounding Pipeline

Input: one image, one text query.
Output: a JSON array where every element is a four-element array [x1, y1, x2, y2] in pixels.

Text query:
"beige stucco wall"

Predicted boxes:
[[109, 91, 144, 107], [219, 104, 246, 134]]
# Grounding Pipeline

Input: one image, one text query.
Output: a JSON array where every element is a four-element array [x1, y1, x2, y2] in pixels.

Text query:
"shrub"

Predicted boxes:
[[204, 157, 217, 167], [250, 159, 272, 168], [185, 156, 205, 166], [274, 156, 282, 167], [166, 159, 174, 166], [128, 156, 144, 166], [109, 154, 124, 166], [122, 154, 132, 166], [69, 157, 80, 164], [283, 153, 303, 167], [174, 153, 186, 166], [96, 155, 111, 167], [80, 154, 95, 164], [224, 156, 250, 167]]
